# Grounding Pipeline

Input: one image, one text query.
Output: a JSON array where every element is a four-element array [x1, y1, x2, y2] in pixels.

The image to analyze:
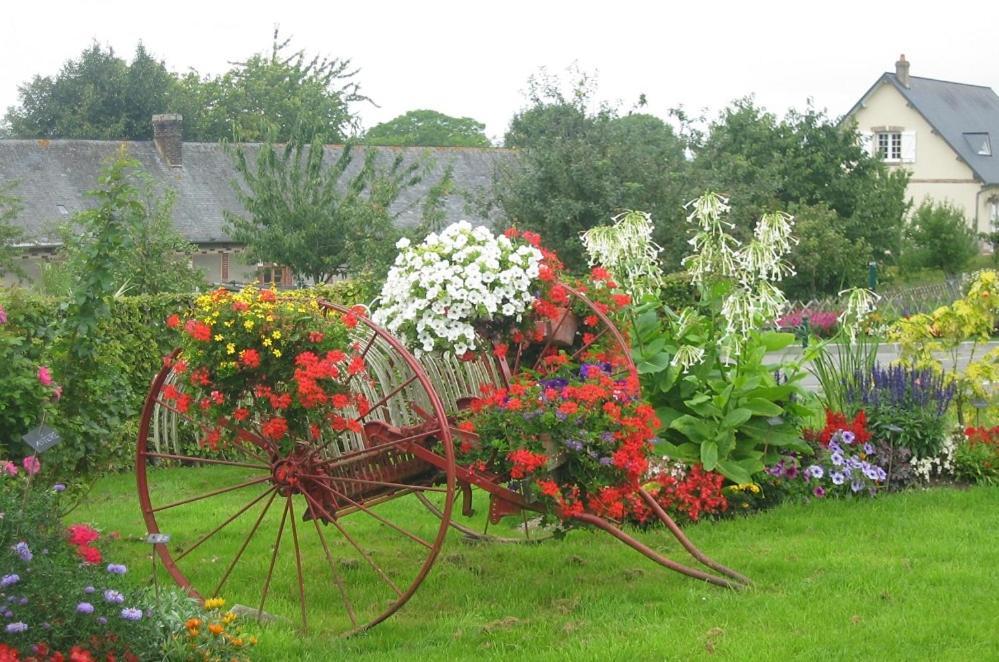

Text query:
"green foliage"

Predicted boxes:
[[2, 33, 364, 143], [953, 431, 999, 485], [494, 70, 688, 270], [659, 272, 697, 312], [2, 42, 176, 140], [686, 100, 910, 291], [0, 182, 25, 277], [363, 109, 490, 147], [178, 30, 366, 143], [47, 155, 204, 298], [807, 338, 879, 414], [783, 203, 870, 299], [227, 139, 424, 283], [902, 201, 980, 275]]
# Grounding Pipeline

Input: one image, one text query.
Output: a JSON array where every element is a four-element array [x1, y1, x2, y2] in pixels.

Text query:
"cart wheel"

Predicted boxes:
[[136, 309, 455, 635]]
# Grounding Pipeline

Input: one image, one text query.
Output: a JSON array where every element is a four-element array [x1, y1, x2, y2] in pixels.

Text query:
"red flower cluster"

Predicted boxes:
[[646, 465, 729, 522], [66, 524, 101, 565], [964, 426, 999, 447], [508, 449, 548, 478], [811, 409, 872, 446]]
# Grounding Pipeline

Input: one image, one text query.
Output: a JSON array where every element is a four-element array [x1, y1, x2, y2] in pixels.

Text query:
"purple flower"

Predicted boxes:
[[862, 443, 875, 455], [5, 622, 27, 633], [563, 439, 584, 452], [875, 467, 887, 481], [600, 432, 614, 443], [76, 602, 94, 614], [0, 574, 19, 588], [103, 590, 124, 604], [848, 456, 863, 470], [555, 411, 568, 421], [768, 462, 784, 477], [106, 564, 127, 575], [863, 466, 880, 480], [97, 616, 107, 625], [830, 451, 844, 466], [599, 457, 613, 466], [805, 465, 824, 480], [17, 597, 27, 606], [2, 610, 11, 618], [830, 472, 846, 486], [83, 586, 95, 594], [851, 479, 865, 493], [841, 430, 856, 444], [120, 607, 143, 621], [813, 486, 826, 498], [828, 440, 842, 454], [13, 542, 32, 562], [52, 483, 66, 492], [784, 465, 799, 479]]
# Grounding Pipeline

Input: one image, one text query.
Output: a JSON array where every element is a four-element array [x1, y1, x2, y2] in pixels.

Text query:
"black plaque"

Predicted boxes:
[[22, 425, 61, 454]]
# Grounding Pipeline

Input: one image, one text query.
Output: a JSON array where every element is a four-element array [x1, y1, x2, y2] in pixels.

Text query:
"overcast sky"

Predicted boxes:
[[3, 0, 998, 143]]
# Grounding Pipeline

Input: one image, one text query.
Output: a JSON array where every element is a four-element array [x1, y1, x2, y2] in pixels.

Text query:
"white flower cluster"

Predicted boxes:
[[372, 222, 542, 356], [912, 433, 957, 481], [580, 210, 665, 301]]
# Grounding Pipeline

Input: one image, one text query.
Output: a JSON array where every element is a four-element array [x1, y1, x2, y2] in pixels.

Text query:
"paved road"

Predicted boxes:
[[765, 341, 999, 391]]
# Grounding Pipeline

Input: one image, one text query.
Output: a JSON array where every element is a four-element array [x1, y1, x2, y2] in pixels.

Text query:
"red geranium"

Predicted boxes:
[[67, 524, 100, 546]]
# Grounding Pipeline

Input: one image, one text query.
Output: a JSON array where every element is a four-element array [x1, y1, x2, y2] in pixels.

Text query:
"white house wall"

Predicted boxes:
[[851, 81, 990, 231]]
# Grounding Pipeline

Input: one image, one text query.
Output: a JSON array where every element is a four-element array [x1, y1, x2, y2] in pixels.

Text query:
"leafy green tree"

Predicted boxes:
[[901, 201, 980, 275], [493, 71, 688, 269], [363, 109, 490, 147], [782, 203, 870, 299], [686, 99, 910, 294], [3, 43, 176, 140], [227, 139, 425, 283], [178, 31, 367, 143], [0, 183, 25, 277], [50, 151, 204, 299]]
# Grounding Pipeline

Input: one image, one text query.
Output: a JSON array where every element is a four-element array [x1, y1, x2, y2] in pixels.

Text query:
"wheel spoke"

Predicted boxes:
[[315, 427, 441, 466], [301, 492, 402, 596], [257, 495, 291, 622], [288, 497, 308, 633], [141, 451, 269, 471], [309, 504, 358, 628], [312, 481, 433, 550], [174, 487, 277, 562], [569, 328, 609, 362], [213, 489, 279, 597], [300, 473, 448, 494], [153, 396, 275, 460], [150, 476, 271, 513]]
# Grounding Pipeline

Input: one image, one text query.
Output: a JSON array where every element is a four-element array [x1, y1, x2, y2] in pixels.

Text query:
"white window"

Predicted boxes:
[[990, 199, 999, 227], [877, 132, 902, 161]]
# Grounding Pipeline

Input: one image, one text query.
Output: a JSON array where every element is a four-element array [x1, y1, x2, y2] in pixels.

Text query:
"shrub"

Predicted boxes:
[[953, 426, 999, 485], [659, 271, 698, 311], [775, 309, 840, 337], [902, 201, 980, 275]]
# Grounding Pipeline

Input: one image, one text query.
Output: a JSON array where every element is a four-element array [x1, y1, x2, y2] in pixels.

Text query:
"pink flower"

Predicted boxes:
[[0, 304, 7, 325], [37, 366, 53, 387], [2, 462, 18, 476], [52, 385, 63, 400], [22, 456, 40, 476]]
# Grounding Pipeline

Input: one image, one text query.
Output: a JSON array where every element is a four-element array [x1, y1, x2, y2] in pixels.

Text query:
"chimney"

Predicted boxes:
[[152, 114, 183, 167], [895, 54, 910, 88]]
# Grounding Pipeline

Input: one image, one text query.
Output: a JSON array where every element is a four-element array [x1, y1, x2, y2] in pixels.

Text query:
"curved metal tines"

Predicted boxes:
[[418, 351, 503, 416]]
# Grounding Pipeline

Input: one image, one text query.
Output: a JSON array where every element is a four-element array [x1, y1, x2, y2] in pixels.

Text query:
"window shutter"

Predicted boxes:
[[859, 131, 876, 157], [901, 131, 917, 163]]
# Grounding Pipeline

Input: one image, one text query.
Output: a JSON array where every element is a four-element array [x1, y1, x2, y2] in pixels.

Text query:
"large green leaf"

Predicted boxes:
[[669, 415, 713, 442], [722, 408, 753, 429], [759, 331, 796, 352], [715, 458, 751, 484], [636, 351, 671, 375], [700, 440, 719, 470], [743, 398, 784, 417]]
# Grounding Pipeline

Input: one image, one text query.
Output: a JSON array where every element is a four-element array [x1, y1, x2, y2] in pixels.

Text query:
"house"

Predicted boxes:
[[0, 114, 513, 287], [845, 55, 999, 233]]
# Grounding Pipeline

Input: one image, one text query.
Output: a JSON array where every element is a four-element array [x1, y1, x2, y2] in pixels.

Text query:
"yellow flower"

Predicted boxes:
[[265, 315, 275, 322], [204, 597, 225, 610], [223, 320, 234, 328], [243, 320, 255, 330], [222, 611, 237, 625], [272, 349, 282, 358], [226, 343, 236, 355], [262, 337, 272, 347], [271, 330, 282, 339]]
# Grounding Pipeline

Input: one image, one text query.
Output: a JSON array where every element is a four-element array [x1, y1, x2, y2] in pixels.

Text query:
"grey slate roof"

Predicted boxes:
[[0, 140, 516, 246], [849, 73, 999, 185]]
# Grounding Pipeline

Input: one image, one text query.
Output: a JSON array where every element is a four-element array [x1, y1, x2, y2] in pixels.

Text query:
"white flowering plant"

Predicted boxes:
[[373, 222, 544, 356]]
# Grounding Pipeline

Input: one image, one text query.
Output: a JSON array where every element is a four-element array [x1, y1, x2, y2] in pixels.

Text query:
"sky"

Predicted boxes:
[[2, 0, 998, 143]]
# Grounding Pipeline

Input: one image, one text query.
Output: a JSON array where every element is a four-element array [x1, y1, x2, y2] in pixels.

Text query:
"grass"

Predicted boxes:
[[72, 468, 998, 661]]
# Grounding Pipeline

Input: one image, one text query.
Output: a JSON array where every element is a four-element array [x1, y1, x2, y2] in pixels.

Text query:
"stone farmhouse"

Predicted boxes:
[[845, 55, 999, 233], [0, 114, 512, 287]]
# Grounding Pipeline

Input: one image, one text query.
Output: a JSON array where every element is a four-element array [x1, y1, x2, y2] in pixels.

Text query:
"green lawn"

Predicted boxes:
[[73, 469, 998, 661]]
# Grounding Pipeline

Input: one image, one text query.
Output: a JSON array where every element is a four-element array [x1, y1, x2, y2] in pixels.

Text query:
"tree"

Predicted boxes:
[[363, 109, 490, 147], [686, 99, 910, 294], [493, 70, 688, 270], [781, 203, 870, 299], [3, 43, 177, 140], [227, 139, 425, 284], [52, 150, 204, 299], [178, 31, 367, 143], [902, 201, 980, 275], [0, 183, 25, 277]]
